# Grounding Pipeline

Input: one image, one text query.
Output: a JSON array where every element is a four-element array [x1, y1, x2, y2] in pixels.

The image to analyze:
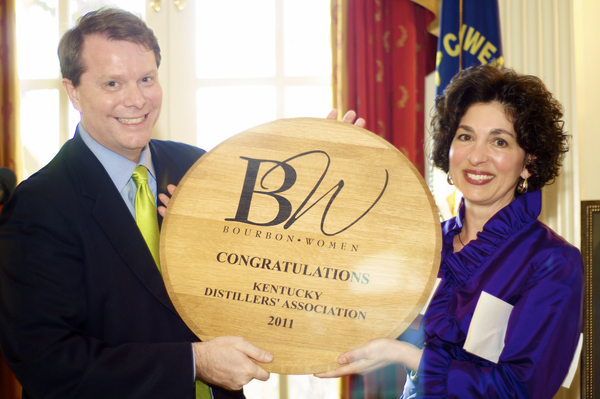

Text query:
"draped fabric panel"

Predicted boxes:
[[332, 0, 436, 177], [0, 349, 21, 399], [0, 0, 22, 181], [0, 0, 23, 397], [331, 1, 436, 397]]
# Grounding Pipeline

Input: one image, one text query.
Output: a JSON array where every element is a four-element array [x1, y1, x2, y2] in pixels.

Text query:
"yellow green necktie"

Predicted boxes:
[[132, 166, 211, 399], [196, 380, 211, 399], [132, 165, 160, 271]]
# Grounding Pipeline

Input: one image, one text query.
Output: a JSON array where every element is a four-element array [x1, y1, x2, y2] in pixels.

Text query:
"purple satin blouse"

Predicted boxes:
[[413, 190, 583, 398]]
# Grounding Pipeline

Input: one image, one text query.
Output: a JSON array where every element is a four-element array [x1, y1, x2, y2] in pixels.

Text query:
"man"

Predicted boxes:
[[0, 8, 272, 399]]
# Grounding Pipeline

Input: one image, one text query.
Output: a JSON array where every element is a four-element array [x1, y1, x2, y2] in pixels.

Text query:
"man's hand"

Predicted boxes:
[[194, 336, 273, 390], [158, 184, 176, 217], [326, 109, 366, 128]]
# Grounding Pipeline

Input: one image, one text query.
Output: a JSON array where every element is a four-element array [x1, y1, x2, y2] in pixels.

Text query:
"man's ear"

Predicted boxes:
[[62, 78, 81, 111]]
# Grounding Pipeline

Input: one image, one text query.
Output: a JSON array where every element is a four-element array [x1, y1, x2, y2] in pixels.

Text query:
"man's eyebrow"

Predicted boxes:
[[101, 69, 158, 80]]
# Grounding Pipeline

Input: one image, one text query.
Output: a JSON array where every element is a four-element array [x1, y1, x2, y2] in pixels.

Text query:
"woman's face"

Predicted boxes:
[[448, 102, 531, 213]]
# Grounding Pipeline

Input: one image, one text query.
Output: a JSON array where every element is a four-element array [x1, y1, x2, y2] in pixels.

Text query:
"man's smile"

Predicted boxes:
[[117, 115, 147, 124]]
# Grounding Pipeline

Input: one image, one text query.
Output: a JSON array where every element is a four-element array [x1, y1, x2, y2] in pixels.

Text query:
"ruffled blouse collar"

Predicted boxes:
[[441, 190, 542, 285]]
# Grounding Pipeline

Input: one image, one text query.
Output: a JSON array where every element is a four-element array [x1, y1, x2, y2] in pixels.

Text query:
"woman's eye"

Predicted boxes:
[[495, 138, 508, 147]]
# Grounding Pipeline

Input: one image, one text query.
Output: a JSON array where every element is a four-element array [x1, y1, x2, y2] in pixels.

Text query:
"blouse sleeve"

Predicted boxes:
[[417, 244, 584, 399]]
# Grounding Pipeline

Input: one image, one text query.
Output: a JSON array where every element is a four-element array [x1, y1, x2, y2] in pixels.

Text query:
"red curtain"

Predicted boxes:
[[0, 0, 23, 396], [332, 1, 436, 397], [0, 348, 21, 399], [332, 0, 436, 177]]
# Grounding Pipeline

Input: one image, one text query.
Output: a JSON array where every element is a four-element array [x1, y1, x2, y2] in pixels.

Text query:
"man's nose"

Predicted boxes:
[[123, 84, 146, 108]]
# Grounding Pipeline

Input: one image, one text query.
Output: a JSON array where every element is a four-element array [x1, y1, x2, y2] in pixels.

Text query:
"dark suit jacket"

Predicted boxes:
[[0, 133, 245, 399]]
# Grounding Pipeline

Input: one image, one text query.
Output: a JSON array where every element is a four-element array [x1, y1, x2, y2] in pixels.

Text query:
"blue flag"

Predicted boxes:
[[435, 0, 503, 96]]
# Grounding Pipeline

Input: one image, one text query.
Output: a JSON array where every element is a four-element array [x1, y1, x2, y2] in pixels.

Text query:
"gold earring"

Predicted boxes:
[[446, 171, 454, 186], [517, 178, 528, 194]]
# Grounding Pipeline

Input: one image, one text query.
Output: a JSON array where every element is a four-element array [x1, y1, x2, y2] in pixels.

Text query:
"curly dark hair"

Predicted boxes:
[[430, 62, 568, 193], [58, 7, 161, 87]]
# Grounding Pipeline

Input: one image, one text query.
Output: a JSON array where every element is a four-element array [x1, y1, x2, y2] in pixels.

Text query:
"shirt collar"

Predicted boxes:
[[77, 124, 156, 191]]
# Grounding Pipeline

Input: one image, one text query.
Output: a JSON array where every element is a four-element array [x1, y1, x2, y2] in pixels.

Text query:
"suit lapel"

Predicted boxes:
[[150, 140, 183, 229], [67, 134, 180, 316]]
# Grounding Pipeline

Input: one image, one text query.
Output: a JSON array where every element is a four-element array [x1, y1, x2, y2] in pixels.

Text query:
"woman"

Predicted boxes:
[[317, 63, 584, 398]]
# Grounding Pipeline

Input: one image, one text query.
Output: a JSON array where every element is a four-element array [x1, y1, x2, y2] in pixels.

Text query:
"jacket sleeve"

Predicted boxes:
[[0, 184, 200, 399]]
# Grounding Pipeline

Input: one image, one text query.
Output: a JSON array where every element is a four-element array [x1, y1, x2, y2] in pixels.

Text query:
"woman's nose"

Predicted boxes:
[[467, 142, 488, 165]]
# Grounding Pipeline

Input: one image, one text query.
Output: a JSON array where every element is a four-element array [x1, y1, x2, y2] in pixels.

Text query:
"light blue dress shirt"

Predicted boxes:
[[77, 124, 206, 395], [77, 124, 157, 218]]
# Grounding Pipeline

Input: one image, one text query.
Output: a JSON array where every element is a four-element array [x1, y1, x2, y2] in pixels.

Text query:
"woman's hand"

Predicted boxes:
[[327, 109, 366, 128], [314, 338, 423, 378], [158, 184, 176, 217]]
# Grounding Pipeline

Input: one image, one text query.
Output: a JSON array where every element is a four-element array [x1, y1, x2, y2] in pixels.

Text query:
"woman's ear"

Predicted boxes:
[[521, 155, 536, 179]]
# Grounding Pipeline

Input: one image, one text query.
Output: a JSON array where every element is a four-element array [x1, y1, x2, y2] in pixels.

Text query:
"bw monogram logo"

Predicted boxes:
[[162, 118, 442, 374], [225, 150, 389, 236]]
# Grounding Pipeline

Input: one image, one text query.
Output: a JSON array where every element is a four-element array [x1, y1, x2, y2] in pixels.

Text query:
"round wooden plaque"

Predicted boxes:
[[161, 118, 441, 374]]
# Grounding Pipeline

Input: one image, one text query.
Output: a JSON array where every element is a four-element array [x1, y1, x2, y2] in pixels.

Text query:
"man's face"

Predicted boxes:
[[63, 34, 162, 162]]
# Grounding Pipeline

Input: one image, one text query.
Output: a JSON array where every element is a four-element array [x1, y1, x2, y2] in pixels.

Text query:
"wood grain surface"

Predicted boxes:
[[161, 118, 441, 374]]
